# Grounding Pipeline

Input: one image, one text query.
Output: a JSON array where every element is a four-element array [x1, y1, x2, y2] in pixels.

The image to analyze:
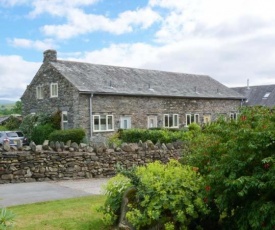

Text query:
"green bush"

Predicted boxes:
[[4, 116, 21, 130], [100, 161, 208, 229], [0, 126, 7, 131], [185, 106, 275, 229], [119, 128, 193, 144], [48, 128, 86, 144], [19, 114, 38, 139], [31, 124, 56, 144], [98, 174, 132, 226], [125, 160, 208, 229]]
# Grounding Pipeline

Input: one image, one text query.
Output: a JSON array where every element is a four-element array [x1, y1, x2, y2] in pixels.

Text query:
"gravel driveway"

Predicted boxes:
[[0, 178, 110, 207]]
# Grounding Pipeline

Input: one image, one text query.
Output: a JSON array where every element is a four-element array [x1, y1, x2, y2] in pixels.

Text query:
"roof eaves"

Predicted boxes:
[[79, 91, 244, 100]]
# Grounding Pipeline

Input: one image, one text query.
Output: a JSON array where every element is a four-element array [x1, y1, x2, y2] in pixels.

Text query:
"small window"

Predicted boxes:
[[36, 86, 43, 99], [186, 113, 199, 126], [163, 114, 179, 128], [147, 116, 158, 128], [263, 92, 271, 99], [61, 111, 68, 130], [120, 116, 131, 129], [93, 115, 114, 132], [50, 83, 58, 98]]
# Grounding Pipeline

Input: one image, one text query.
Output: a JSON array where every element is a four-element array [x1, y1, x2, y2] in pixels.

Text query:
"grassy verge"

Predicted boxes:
[[8, 195, 110, 230]]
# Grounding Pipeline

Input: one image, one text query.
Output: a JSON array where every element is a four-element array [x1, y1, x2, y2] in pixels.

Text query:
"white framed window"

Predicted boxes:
[[93, 115, 114, 132], [50, 83, 58, 98], [163, 114, 179, 128], [230, 112, 238, 120], [120, 116, 131, 129], [61, 111, 68, 130], [36, 86, 43, 99], [147, 116, 158, 128], [186, 113, 199, 126]]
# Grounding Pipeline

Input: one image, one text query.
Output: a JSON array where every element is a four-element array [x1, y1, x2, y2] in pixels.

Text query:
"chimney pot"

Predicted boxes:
[[43, 49, 57, 63]]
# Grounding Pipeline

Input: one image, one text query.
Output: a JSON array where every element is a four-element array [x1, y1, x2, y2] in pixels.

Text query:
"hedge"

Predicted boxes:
[[48, 128, 86, 144]]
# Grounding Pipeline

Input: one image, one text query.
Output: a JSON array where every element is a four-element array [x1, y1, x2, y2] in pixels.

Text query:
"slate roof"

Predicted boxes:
[[232, 85, 275, 107], [50, 60, 244, 99]]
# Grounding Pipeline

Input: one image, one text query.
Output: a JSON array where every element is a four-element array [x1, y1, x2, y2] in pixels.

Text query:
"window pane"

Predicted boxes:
[[169, 115, 173, 127], [164, 115, 169, 127], [107, 116, 113, 130], [173, 114, 178, 127], [94, 116, 99, 130], [186, 115, 190, 125], [100, 116, 106, 130], [62, 113, 68, 122], [195, 114, 199, 123]]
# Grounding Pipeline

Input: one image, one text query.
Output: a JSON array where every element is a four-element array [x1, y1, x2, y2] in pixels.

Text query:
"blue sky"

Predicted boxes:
[[1, 0, 275, 101]]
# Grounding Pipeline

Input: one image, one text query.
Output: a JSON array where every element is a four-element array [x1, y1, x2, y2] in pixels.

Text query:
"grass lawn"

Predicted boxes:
[[8, 195, 111, 230]]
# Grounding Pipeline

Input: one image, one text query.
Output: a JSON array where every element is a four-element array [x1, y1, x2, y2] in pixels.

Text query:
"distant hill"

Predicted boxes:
[[0, 100, 16, 105]]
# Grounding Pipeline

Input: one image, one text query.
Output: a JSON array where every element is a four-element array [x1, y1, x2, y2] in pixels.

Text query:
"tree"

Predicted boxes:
[[12, 101, 22, 114], [184, 106, 275, 229]]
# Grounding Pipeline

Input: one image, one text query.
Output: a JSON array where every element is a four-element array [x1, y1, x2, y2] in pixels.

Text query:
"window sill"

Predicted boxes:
[[93, 129, 115, 133]]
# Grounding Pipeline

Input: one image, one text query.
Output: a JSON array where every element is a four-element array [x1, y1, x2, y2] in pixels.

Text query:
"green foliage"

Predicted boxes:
[[185, 106, 275, 229], [187, 122, 201, 132], [19, 114, 38, 139], [11, 101, 22, 114], [48, 128, 86, 144], [4, 116, 21, 130], [0, 126, 7, 131], [20, 111, 61, 141], [0, 208, 15, 230], [101, 161, 208, 229], [119, 128, 193, 144], [31, 124, 56, 145], [125, 160, 208, 229], [108, 132, 123, 147], [51, 110, 61, 130], [98, 174, 132, 226]]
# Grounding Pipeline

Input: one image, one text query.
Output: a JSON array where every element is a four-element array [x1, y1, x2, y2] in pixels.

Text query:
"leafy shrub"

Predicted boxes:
[[100, 161, 208, 229], [185, 106, 275, 229], [31, 124, 56, 145], [0, 208, 15, 229], [19, 114, 38, 139], [119, 128, 193, 144], [98, 174, 132, 226], [0, 126, 7, 131], [108, 132, 123, 147], [187, 122, 201, 132], [125, 160, 208, 229], [4, 116, 21, 130], [48, 128, 86, 144]]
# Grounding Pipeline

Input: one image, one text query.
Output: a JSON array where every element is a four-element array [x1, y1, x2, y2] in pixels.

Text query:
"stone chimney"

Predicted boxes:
[[43, 49, 57, 63]]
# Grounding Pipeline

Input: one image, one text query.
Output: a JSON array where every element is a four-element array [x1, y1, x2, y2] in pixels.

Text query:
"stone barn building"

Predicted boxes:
[[21, 50, 244, 139]]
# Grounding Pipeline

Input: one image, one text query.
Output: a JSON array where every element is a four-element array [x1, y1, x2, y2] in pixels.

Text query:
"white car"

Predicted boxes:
[[0, 131, 28, 146]]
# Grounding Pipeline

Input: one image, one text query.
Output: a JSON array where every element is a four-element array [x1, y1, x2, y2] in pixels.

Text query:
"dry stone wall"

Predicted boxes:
[[0, 141, 182, 184]]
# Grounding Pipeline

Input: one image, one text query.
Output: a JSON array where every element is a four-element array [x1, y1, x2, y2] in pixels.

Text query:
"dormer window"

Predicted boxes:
[[263, 92, 271, 99], [50, 83, 58, 98]]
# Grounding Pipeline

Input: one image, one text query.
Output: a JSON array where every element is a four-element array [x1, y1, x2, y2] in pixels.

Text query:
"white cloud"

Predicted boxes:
[[28, 0, 100, 17], [7, 38, 57, 51], [0, 55, 39, 100], [41, 7, 160, 39], [149, 0, 275, 43]]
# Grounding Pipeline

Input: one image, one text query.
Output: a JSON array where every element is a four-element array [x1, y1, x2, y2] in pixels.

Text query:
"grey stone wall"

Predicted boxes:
[[0, 144, 181, 184]]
